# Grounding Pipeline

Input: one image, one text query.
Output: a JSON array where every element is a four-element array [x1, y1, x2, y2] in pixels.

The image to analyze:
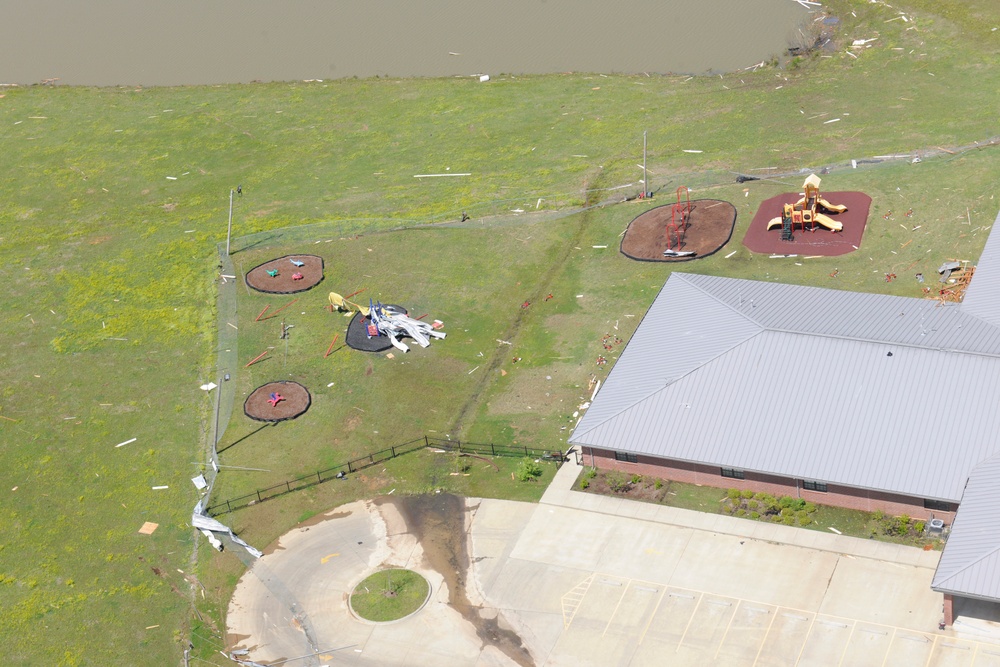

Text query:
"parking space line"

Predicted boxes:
[[836, 619, 859, 667], [676, 592, 704, 651], [637, 586, 666, 646], [752, 604, 780, 667], [601, 578, 631, 638], [879, 627, 898, 667], [713, 599, 742, 660], [794, 610, 820, 665], [923, 634, 940, 667]]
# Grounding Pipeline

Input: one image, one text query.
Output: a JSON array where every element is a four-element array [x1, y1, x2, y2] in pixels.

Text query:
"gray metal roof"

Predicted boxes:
[[932, 453, 1000, 600], [960, 210, 1000, 328], [573, 207, 1000, 603]]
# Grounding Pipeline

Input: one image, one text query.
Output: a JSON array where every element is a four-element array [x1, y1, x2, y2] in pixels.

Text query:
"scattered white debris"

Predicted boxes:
[[828, 527, 842, 535], [115, 437, 137, 448], [152, 485, 169, 490], [725, 251, 738, 259], [200, 382, 217, 391]]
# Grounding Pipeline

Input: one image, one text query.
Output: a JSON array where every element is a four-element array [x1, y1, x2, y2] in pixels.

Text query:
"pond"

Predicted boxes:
[[0, 0, 812, 86]]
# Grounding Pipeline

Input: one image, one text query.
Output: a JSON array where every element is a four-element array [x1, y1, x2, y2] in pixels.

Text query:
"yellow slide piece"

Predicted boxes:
[[816, 198, 847, 214], [813, 213, 843, 232], [329, 292, 370, 316], [766, 216, 784, 230]]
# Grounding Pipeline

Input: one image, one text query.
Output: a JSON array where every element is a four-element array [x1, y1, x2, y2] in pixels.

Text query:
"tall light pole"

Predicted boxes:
[[226, 189, 234, 256], [642, 131, 648, 197]]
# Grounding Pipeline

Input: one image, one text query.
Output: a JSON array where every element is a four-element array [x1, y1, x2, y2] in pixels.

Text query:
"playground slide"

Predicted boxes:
[[766, 216, 784, 230], [816, 198, 847, 213], [793, 196, 847, 214], [813, 213, 843, 232]]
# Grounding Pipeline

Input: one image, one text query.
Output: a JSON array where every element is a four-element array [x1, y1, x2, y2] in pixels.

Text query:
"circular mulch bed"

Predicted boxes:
[[620, 199, 737, 262], [345, 306, 408, 352], [742, 191, 872, 256], [245, 254, 324, 294], [244, 381, 311, 422]]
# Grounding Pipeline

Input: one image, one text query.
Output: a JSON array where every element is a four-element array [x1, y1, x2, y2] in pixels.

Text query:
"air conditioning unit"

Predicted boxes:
[[928, 518, 945, 533]]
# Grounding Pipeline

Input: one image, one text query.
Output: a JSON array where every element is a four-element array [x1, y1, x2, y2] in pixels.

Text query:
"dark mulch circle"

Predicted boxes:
[[345, 306, 407, 352], [742, 191, 872, 256], [246, 255, 324, 294], [620, 199, 737, 262], [244, 381, 311, 422]]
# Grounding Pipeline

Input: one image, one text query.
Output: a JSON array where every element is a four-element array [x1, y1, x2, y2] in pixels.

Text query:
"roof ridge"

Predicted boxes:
[[571, 329, 766, 440], [934, 543, 1000, 590], [673, 272, 771, 328]]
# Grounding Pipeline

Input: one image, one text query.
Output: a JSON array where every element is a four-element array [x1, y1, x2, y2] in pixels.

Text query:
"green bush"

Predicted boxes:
[[630, 473, 643, 485], [585, 467, 598, 480], [803, 502, 817, 514], [749, 511, 761, 520], [514, 458, 543, 482], [914, 521, 926, 533], [735, 508, 746, 517], [747, 499, 760, 511], [780, 507, 794, 517], [782, 515, 796, 525], [727, 488, 742, 501], [654, 478, 663, 490], [579, 478, 590, 490], [740, 489, 754, 499], [606, 471, 630, 493]]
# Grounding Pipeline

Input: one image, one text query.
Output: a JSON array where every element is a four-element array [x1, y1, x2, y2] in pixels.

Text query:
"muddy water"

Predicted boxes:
[[1, 0, 808, 86], [381, 493, 534, 667]]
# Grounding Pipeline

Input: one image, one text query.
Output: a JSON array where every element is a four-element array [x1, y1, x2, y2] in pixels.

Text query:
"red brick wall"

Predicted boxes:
[[582, 447, 957, 523]]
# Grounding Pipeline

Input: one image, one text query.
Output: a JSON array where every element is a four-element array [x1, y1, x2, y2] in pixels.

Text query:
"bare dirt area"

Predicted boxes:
[[245, 254, 324, 293], [243, 380, 311, 422], [620, 199, 737, 262]]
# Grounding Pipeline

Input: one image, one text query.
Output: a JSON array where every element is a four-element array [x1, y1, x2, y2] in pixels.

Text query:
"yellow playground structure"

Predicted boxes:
[[767, 174, 848, 238]]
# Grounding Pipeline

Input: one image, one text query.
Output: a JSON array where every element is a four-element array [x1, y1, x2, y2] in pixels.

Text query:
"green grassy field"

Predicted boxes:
[[1, 0, 998, 663]]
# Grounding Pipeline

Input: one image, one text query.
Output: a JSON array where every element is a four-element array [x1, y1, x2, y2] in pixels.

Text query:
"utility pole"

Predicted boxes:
[[226, 188, 234, 256], [643, 131, 648, 197]]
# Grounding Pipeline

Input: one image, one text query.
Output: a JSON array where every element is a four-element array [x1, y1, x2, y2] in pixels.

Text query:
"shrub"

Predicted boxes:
[[747, 500, 760, 511], [735, 508, 746, 517], [727, 488, 742, 501], [914, 521, 926, 534], [782, 515, 797, 525], [579, 478, 590, 490], [585, 467, 598, 479], [803, 502, 817, 514], [740, 489, 754, 499], [630, 473, 643, 485], [749, 511, 761, 520], [798, 515, 812, 527], [606, 471, 630, 493], [654, 478, 663, 490], [514, 458, 543, 482], [781, 507, 794, 517]]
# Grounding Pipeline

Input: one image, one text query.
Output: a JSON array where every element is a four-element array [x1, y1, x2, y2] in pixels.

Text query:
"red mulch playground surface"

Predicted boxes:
[[244, 381, 311, 422], [246, 255, 324, 294], [742, 192, 872, 256], [620, 199, 737, 262]]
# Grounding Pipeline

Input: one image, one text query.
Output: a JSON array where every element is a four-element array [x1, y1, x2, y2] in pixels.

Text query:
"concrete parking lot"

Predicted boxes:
[[227, 460, 1000, 666]]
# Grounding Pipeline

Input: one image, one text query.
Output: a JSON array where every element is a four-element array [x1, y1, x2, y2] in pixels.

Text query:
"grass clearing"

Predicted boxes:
[[350, 569, 430, 623], [0, 0, 998, 662]]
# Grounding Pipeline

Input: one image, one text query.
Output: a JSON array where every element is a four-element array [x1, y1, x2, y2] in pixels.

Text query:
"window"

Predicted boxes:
[[924, 499, 952, 512], [614, 451, 638, 463], [802, 480, 828, 493], [721, 468, 745, 480]]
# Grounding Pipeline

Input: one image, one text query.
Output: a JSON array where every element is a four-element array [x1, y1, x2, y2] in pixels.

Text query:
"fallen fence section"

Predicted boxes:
[[205, 435, 562, 516]]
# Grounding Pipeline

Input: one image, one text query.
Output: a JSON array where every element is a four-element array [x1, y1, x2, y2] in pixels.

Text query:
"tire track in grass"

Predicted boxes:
[[448, 165, 620, 437]]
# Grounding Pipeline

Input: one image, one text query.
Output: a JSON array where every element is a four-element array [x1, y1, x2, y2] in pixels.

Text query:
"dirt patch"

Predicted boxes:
[[243, 381, 311, 422], [742, 191, 872, 256], [579, 468, 671, 503], [245, 254, 324, 294], [379, 494, 534, 667], [620, 199, 737, 262]]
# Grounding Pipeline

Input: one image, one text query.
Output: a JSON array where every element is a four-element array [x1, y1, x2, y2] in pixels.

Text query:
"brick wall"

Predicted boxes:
[[583, 447, 957, 523]]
